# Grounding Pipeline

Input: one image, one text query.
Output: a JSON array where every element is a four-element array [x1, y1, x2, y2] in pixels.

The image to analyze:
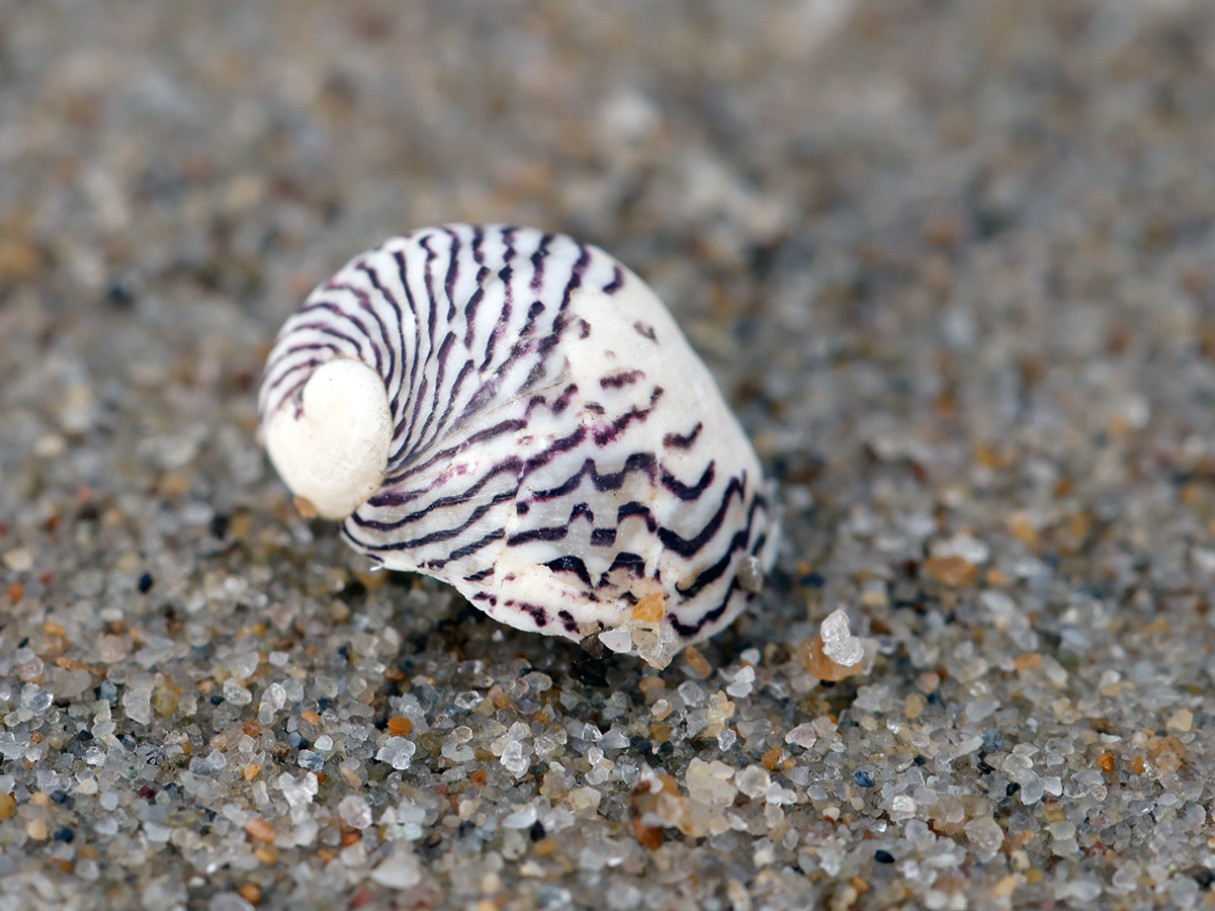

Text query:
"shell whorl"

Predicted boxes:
[[259, 224, 777, 663]]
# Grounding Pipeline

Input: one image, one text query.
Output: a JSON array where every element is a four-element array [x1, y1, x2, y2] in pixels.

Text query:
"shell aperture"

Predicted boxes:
[[258, 225, 778, 666]]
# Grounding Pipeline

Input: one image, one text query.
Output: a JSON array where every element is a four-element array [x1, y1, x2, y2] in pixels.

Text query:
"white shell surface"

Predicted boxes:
[[258, 225, 777, 663], [263, 358, 392, 520]]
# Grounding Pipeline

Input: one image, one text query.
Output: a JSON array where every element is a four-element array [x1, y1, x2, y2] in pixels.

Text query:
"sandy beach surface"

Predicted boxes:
[[2, 3, 1215, 908]]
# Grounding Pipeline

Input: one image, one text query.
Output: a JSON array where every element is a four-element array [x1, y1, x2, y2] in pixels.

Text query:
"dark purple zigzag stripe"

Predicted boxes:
[[479, 226, 526, 371], [390, 248, 426, 461], [414, 357, 475, 458], [425, 528, 505, 569], [356, 259, 409, 415], [599, 551, 646, 583], [341, 489, 515, 553], [355, 457, 523, 528], [261, 323, 364, 401], [403, 330, 458, 463], [662, 421, 702, 450], [661, 461, 715, 501], [674, 490, 768, 598], [331, 279, 398, 416], [530, 453, 657, 501], [384, 415, 527, 485], [591, 387, 664, 446], [262, 340, 340, 381], [544, 555, 592, 587], [298, 300, 385, 377], [441, 226, 461, 323], [600, 369, 644, 389], [603, 265, 624, 295], [656, 473, 747, 558], [463, 227, 489, 349], [505, 501, 599, 547], [530, 232, 553, 292]]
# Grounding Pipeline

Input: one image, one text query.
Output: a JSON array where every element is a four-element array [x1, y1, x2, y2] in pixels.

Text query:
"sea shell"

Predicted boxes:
[[258, 225, 777, 666]]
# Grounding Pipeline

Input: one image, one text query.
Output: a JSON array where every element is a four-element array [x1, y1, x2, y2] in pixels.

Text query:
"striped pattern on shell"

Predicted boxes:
[[258, 224, 777, 666]]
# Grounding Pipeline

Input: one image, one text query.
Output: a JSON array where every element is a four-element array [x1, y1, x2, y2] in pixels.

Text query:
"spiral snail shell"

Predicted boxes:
[[258, 225, 777, 666]]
